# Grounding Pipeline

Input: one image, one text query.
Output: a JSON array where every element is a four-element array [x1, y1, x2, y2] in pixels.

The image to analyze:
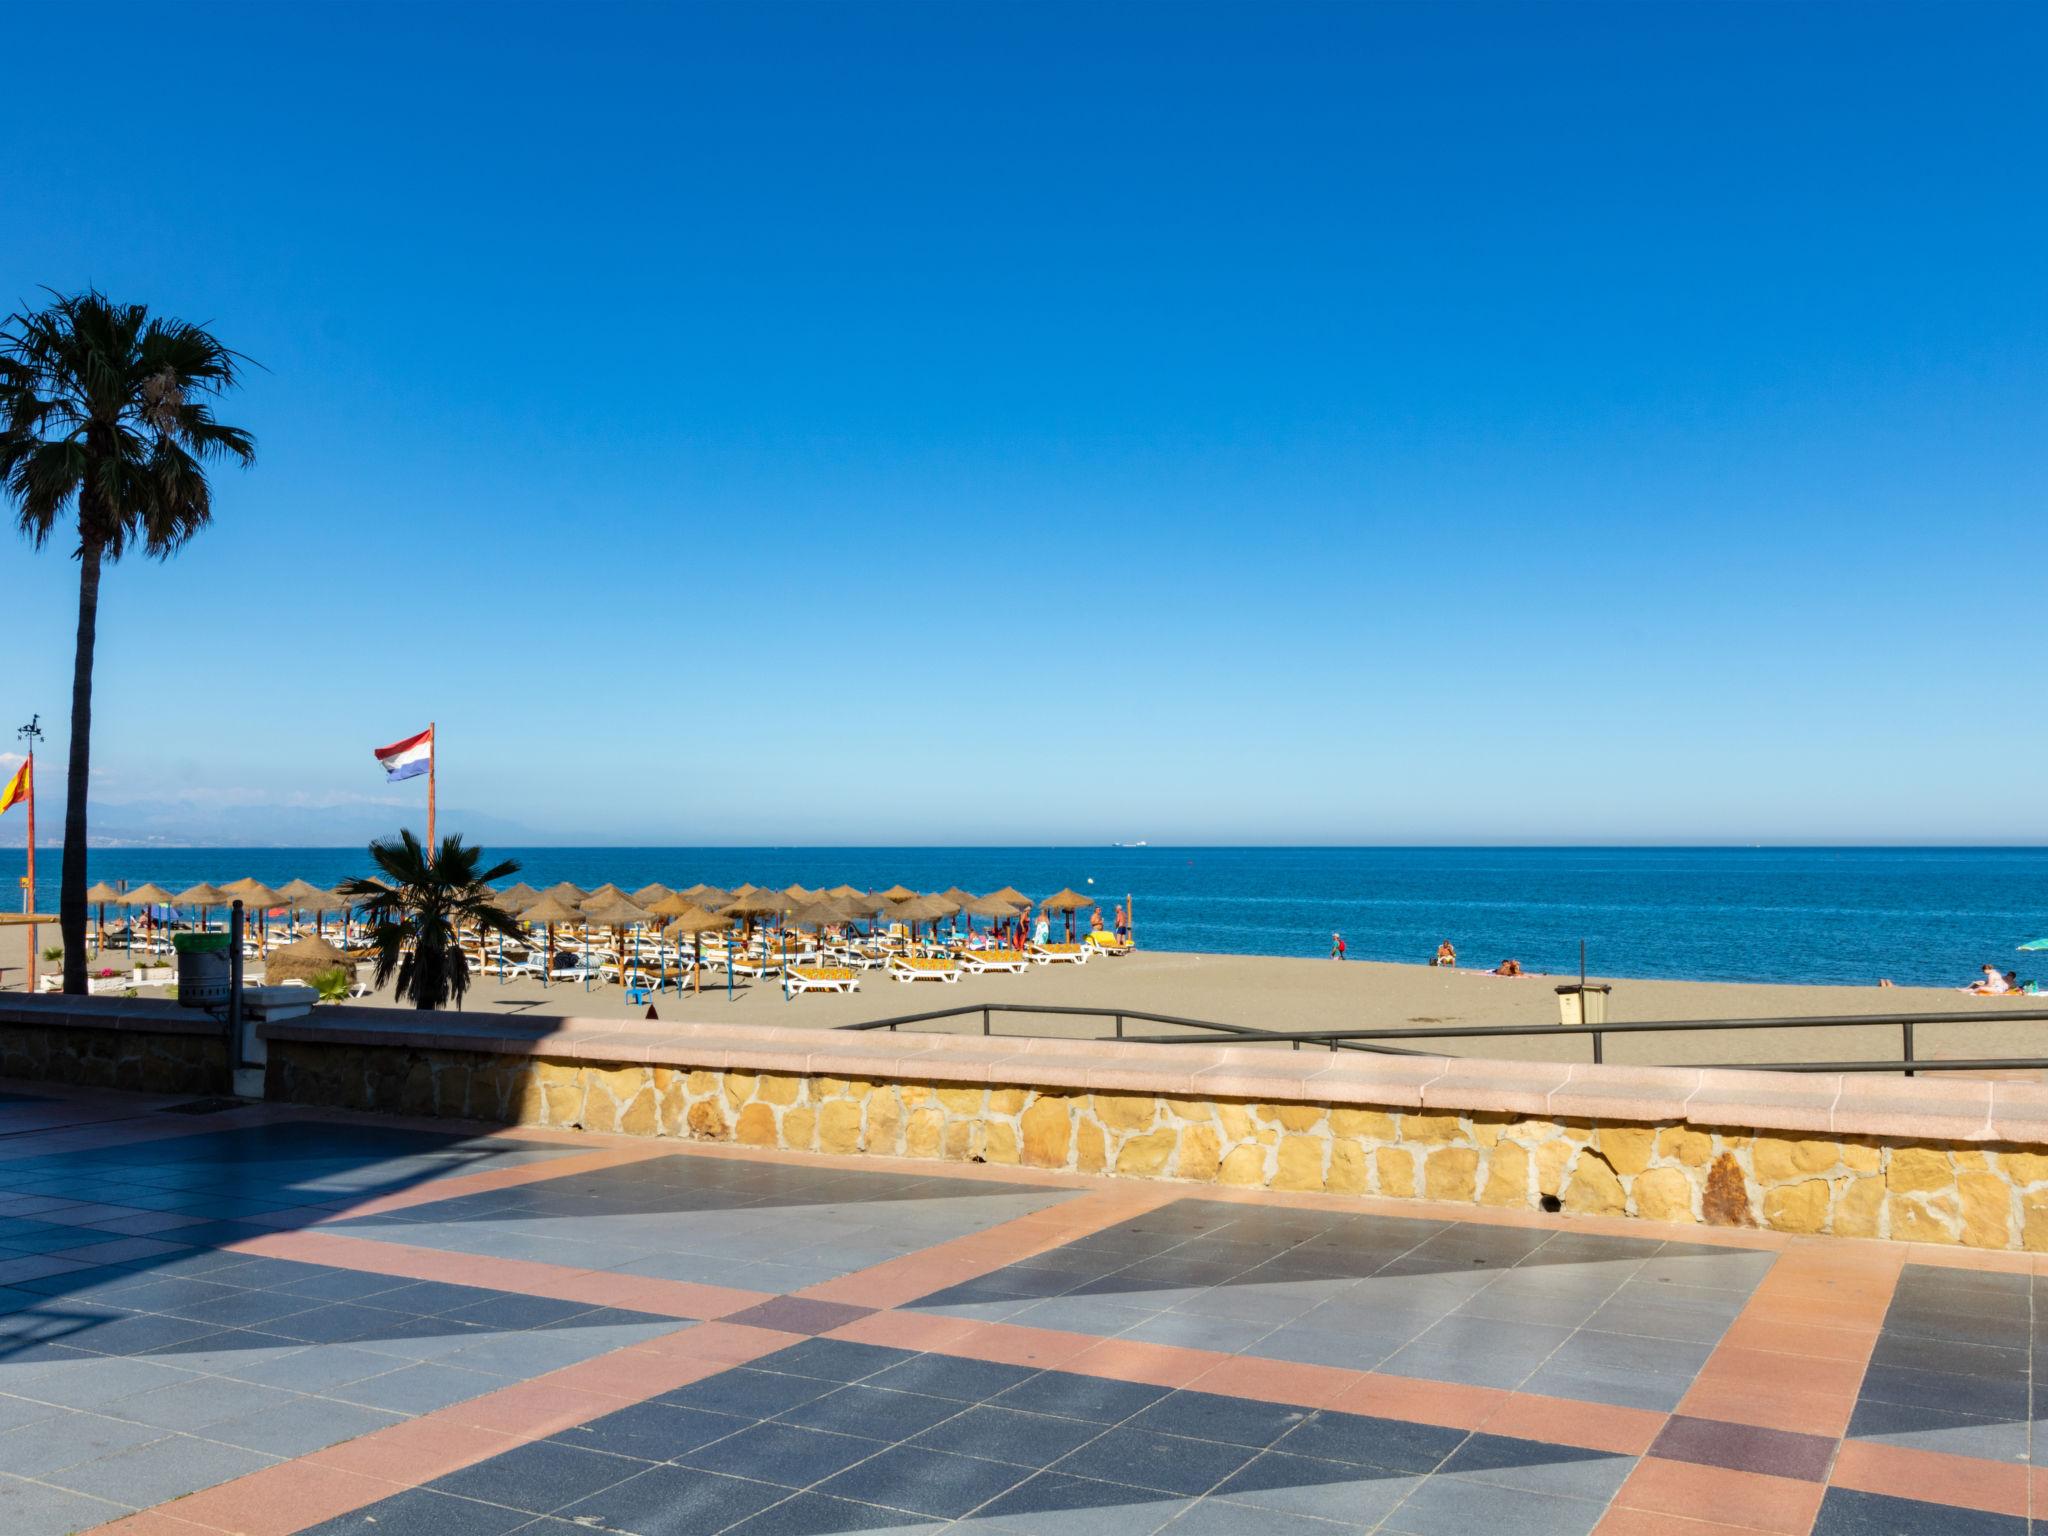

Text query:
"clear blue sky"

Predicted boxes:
[[2, 2, 2042, 846]]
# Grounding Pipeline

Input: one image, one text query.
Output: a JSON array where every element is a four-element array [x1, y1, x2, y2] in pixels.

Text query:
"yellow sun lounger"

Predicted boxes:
[[786, 965, 860, 997], [960, 949, 1029, 975], [1086, 933, 1134, 956], [888, 956, 962, 984], [1028, 943, 1090, 965]]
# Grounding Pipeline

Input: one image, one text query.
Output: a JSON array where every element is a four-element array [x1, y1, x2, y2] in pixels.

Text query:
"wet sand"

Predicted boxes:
[[9, 924, 2044, 1071]]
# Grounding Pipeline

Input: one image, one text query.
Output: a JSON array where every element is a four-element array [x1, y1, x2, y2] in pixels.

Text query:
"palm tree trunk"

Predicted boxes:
[[59, 542, 102, 995]]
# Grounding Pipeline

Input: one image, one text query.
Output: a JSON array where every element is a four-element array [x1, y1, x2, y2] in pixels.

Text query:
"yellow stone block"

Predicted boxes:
[[723, 1072, 758, 1109], [1020, 1097, 1072, 1168], [734, 1102, 777, 1147], [1268, 1104, 1325, 1133], [1400, 1111, 1464, 1144], [1479, 1141, 1529, 1208], [1425, 1148, 1479, 1203], [983, 1120, 1020, 1165], [1330, 1107, 1396, 1141], [783, 1104, 816, 1150], [542, 1081, 581, 1127], [1954, 1149, 1992, 1173], [1763, 1179, 1829, 1234], [1597, 1125, 1657, 1177], [1657, 1127, 1713, 1167], [1216, 1102, 1255, 1140], [943, 1120, 978, 1162], [904, 1107, 942, 1158], [1327, 1139, 1368, 1195], [1888, 1193, 1960, 1244], [1076, 1117, 1107, 1174], [1754, 1136, 1843, 1184], [756, 1073, 801, 1107], [818, 1100, 864, 1155], [1470, 1115, 1505, 1149], [1274, 1136, 1326, 1192], [1562, 1156, 1625, 1216], [1834, 1176, 1884, 1238], [1094, 1094, 1157, 1133], [1507, 1117, 1561, 1144], [2001, 1150, 2048, 1186], [935, 1087, 984, 1115], [2023, 1191, 2048, 1252], [865, 1090, 904, 1154], [1887, 1146, 1953, 1195], [1217, 1144, 1267, 1187], [659, 1088, 687, 1139], [899, 1082, 931, 1109], [1165, 1098, 1213, 1122], [1535, 1138, 1575, 1198], [1633, 1165, 1694, 1223], [988, 1087, 1029, 1116], [685, 1069, 719, 1097], [1841, 1138, 1882, 1174], [618, 1090, 658, 1138], [1174, 1123, 1222, 1183], [1958, 1172, 2012, 1250], [1375, 1146, 1416, 1198], [686, 1098, 727, 1140], [535, 1059, 582, 1088], [1117, 1130, 1176, 1178], [582, 1092, 618, 1135]]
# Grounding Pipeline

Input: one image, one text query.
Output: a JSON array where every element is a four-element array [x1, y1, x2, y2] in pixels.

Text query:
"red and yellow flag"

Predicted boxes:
[[0, 759, 28, 816]]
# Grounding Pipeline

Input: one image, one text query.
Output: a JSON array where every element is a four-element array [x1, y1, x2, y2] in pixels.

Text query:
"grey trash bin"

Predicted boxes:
[[1555, 982, 1611, 1027], [173, 931, 232, 1008]]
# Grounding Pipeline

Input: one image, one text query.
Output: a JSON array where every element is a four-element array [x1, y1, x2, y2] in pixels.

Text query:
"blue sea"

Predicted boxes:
[[19, 847, 2046, 990]]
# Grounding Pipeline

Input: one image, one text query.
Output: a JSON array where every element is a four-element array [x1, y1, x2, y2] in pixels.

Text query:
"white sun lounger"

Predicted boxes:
[[1028, 944, 1090, 965], [959, 952, 1029, 975], [786, 966, 861, 997], [888, 958, 962, 984]]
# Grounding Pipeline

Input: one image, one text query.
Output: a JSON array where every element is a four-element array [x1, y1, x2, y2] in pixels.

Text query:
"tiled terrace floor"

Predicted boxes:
[[0, 1083, 2041, 1535]]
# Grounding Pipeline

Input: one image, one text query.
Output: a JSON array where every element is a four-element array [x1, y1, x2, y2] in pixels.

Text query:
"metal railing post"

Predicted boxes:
[[1903, 1019, 1915, 1077], [1592, 1029, 1603, 1066], [982, 1006, 990, 1036], [1114, 1014, 1123, 1039]]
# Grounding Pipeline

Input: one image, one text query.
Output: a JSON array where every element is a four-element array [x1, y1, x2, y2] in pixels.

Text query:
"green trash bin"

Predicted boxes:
[[173, 931, 232, 1008]]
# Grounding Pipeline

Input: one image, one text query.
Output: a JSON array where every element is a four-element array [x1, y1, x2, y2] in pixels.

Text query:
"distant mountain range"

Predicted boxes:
[[0, 801, 553, 849]]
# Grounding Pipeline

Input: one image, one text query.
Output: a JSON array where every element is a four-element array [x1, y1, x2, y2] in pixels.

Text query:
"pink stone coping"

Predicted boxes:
[[0, 995, 226, 1038], [7, 995, 2034, 1145]]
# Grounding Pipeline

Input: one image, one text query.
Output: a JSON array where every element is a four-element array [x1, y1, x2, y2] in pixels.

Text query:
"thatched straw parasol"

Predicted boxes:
[[682, 885, 733, 911], [720, 890, 788, 918], [265, 934, 356, 989], [1039, 887, 1097, 942], [490, 882, 540, 914], [520, 892, 586, 981], [85, 881, 124, 951], [782, 884, 820, 905], [631, 882, 675, 907], [987, 886, 1030, 908], [173, 883, 233, 939], [730, 882, 767, 899], [580, 883, 630, 908], [223, 879, 286, 955], [277, 878, 325, 903], [827, 884, 864, 900], [116, 883, 175, 953], [539, 881, 587, 905], [582, 893, 653, 990], [878, 884, 918, 903], [663, 903, 731, 993]]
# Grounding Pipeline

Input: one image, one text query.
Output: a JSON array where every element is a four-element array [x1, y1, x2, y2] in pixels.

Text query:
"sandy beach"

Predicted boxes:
[[9, 923, 2043, 1071]]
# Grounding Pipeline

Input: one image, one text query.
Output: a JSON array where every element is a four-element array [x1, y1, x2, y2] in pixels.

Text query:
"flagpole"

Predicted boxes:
[[427, 721, 437, 857], [22, 744, 34, 995]]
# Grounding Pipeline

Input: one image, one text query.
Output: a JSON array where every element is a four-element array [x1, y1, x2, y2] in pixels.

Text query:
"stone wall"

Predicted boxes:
[[265, 1038, 2048, 1251], [0, 1022, 229, 1096]]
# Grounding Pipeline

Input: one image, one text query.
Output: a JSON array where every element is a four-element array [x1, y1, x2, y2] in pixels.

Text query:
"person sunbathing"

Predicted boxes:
[[1493, 958, 1524, 977], [1968, 965, 2012, 994], [1433, 941, 1457, 967]]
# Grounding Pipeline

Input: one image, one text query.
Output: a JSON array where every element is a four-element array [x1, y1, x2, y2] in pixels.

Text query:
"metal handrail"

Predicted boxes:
[[833, 1002, 2048, 1077]]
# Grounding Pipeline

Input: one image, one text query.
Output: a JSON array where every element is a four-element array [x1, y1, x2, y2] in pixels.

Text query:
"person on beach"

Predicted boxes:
[[1033, 912, 1050, 949], [1114, 903, 1129, 941], [1968, 965, 2012, 995], [1089, 908, 1105, 934], [1493, 958, 1523, 976], [1433, 941, 1457, 967], [1331, 932, 1346, 960]]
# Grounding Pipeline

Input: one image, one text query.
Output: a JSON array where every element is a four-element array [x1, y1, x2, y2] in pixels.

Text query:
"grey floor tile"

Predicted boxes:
[[104, 1375, 301, 1430], [329, 1361, 503, 1414], [204, 1394, 406, 1456], [722, 1490, 951, 1534], [0, 1409, 167, 1476], [5, 1355, 201, 1411], [1172, 1497, 1373, 1534], [431, 1439, 646, 1513], [1131, 1391, 1315, 1448], [556, 1463, 791, 1533], [1379, 1474, 1606, 1536], [683, 1421, 887, 1485], [818, 1444, 1035, 1518], [989, 1372, 1169, 1424], [969, 1469, 1192, 1535], [777, 1385, 965, 1439], [1054, 1426, 1256, 1496], [911, 1405, 1106, 1469], [298, 1486, 537, 1535], [0, 1473, 129, 1536], [50, 1430, 278, 1508], [1209, 1451, 1418, 1524], [1437, 1433, 1635, 1501], [1516, 1362, 1693, 1413]]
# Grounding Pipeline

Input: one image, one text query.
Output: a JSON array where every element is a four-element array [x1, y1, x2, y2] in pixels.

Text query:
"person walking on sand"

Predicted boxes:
[[1331, 932, 1346, 961]]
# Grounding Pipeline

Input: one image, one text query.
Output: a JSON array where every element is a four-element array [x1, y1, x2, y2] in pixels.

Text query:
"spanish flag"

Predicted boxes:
[[0, 758, 26, 816]]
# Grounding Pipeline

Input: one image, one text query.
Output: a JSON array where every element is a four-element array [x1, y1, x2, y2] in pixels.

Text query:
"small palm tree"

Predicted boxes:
[[339, 832, 523, 1010], [1, 289, 254, 994]]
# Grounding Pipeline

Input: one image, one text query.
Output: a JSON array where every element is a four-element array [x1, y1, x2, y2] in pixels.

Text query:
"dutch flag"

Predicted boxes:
[[373, 727, 434, 782]]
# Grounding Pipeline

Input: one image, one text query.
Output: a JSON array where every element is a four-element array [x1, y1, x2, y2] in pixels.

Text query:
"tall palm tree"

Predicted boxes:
[[340, 832, 524, 1010], [0, 290, 254, 994]]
